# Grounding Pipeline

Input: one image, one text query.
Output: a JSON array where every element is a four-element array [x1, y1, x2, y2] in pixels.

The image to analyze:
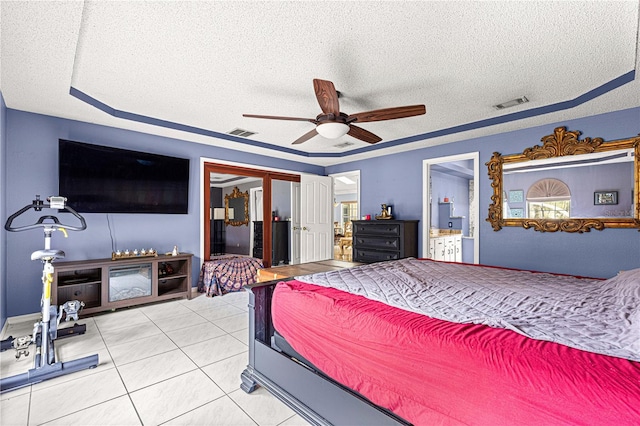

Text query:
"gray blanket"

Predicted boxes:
[[295, 258, 640, 362]]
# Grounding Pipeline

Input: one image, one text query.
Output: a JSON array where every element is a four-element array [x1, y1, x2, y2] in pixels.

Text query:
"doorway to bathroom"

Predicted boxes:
[[423, 153, 479, 264]]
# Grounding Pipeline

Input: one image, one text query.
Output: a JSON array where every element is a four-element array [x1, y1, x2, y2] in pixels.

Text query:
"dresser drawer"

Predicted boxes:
[[354, 249, 400, 263], [354, 236, 400, 251], [354, 223, 401, 236]]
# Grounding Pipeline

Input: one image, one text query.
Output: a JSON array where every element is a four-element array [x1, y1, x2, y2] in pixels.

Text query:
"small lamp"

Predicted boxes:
[[213, 208, 225, 220]]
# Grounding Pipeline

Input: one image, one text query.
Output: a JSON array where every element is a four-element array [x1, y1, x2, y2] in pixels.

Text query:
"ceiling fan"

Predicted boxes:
[[243, 79, 426, 145]]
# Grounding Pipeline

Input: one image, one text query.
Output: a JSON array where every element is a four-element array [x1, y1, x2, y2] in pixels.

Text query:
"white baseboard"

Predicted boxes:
[[6, 312, 40, 325], [1, 312, 40, 339], [3, 288, 199, 337]]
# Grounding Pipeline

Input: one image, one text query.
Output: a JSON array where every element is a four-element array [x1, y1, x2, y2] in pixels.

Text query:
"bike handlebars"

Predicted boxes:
[[5, 196, 87, 233]]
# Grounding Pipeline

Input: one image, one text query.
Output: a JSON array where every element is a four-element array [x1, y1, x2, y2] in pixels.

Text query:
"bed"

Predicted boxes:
[[197, 254, 263, 296], [241, 258, 640, 425]]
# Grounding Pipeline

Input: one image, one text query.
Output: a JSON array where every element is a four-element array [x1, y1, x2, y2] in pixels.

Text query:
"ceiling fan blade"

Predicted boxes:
[[313, 79, 341, 116], [348, 105, 426, 123], [347, 125, 382, 144], [292, 128, 319, 145], [243, 114, 316, 123]]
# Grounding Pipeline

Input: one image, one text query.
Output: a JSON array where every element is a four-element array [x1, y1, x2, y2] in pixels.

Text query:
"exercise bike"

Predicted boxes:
[[1, 196, 99, 393]]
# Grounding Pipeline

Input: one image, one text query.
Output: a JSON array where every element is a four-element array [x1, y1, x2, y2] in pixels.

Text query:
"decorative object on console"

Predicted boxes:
[[374, 203, 393, 220], [112, 248, 157, 260], [159, 262, 175, 277]]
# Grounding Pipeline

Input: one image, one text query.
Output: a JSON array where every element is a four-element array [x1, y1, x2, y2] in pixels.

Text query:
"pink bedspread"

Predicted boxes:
[[272, 280, 640, 425]]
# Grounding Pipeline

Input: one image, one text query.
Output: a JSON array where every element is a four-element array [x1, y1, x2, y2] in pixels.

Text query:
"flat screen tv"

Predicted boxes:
[[59, 139, 190, 214]]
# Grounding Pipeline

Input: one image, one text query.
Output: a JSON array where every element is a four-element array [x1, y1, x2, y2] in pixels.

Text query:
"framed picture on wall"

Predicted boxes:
[[508, 190, 524, 203], [594, 191, 618, 205]]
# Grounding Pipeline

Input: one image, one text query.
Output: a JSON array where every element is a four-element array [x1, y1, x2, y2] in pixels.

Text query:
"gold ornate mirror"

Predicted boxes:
[[487, 127, 640, 233], [225, 186, 249, 226]]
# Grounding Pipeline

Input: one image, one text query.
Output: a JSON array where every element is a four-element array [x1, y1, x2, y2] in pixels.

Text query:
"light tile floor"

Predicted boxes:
[[1, 291, 310, 426]]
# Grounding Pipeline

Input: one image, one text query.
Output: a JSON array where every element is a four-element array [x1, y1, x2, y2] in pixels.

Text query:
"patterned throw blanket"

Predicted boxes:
[[198, 255, 263, 296], [295, 258, 640, 361]]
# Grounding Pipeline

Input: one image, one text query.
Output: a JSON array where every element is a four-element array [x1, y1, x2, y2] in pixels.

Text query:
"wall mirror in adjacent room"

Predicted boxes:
[[225, 186, 249, 226], [487, 127, 640, 233]]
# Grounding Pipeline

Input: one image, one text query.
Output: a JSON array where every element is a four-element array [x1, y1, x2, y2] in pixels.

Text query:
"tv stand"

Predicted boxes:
[[51, 254, 193, 315]]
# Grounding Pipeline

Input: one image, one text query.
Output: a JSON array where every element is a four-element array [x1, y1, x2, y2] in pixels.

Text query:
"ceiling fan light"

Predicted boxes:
[[316, 122, 349, 139]]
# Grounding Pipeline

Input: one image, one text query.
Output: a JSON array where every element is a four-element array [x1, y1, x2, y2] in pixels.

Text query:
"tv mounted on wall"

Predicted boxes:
[[59, 139, 190, 214]]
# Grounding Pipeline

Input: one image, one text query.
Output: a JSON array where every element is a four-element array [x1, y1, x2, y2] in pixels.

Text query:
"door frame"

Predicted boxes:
[[290, 182, 301, 265], [200, 158, 300, 267], [422, 152, 480, 264]]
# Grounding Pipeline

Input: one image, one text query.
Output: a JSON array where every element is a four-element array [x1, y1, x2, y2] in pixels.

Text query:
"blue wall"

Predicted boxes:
[[430, 171, 470, 234], [326, 107, 640, 279], [3, 105, 640, 322], [3, 109, 322, 318], [272, 180, 293, 220], [504, 162, 633, 218]]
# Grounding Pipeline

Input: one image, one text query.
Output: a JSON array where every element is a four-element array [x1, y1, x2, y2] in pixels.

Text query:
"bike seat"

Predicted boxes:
[[31, 250, 65, 261]]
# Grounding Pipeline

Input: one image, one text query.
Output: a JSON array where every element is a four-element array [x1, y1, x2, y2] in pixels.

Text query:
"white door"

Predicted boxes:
[[290, 182, 301, 265], [300, 174, 333, 263]]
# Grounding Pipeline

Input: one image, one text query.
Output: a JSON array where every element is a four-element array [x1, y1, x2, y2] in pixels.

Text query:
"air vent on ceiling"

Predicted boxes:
[[228, 128, 257, 137], [333, 141, 355, 149], [493, 96, 529, 110]]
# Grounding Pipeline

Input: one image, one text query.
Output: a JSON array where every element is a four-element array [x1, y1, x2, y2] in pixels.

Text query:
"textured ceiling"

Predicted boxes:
[[2, 1, 639, 166]]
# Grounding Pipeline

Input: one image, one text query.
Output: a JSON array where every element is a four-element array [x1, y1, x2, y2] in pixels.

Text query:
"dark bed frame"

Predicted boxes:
[[241, 279, 411, 426]]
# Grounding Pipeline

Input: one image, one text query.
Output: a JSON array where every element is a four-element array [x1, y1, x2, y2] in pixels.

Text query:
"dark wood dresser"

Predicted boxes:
[[253, 221, 263, 259], [253, 220, 289, 265], [352, 220, 419, 263], [271, 221, 290, 265]]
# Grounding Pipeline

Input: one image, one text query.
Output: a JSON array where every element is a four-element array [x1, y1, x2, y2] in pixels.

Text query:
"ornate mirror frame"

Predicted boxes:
[[225, 186, 249, 226], [487, 127, 640, 233]]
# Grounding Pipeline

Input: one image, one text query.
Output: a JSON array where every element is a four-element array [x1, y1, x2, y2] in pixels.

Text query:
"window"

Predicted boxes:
[[341, 201, 358, 225], [527, 178, 571, 219]]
